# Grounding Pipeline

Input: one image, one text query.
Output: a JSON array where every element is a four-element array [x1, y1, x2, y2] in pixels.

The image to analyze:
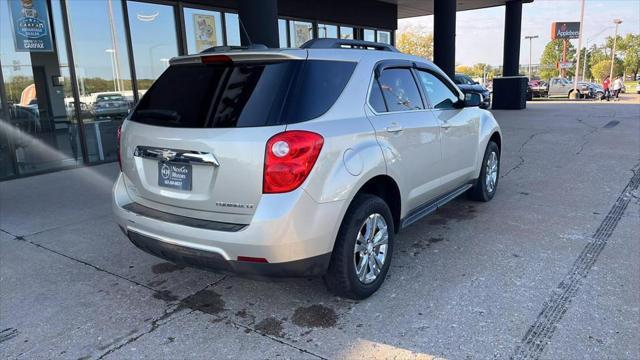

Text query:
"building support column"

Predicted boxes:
[[238, 0, 279, 48], [433, 0, 456, 78], [493, 0, 527, 109], [502, 0, 523, 76]]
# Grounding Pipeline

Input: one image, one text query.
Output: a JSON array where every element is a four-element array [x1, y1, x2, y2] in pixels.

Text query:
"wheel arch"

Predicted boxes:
[[352, 175, 402, 234]]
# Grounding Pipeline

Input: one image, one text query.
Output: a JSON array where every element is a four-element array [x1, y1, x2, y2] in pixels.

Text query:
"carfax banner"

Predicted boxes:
[[8, 0, 54, 52]]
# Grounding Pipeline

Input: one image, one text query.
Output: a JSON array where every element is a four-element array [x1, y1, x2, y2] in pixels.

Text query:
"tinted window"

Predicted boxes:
[[131, 60, 356, 128], [377, 68, 424, 112], [417, 71, 459, 110], [454, 74, 475, 85], [284, 60, 356, 122], [368, 79, 387, 112]]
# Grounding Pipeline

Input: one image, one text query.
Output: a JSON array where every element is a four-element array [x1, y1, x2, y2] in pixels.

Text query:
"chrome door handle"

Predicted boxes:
[[386, 123, 403, 133], [441, 122, 452, 129]]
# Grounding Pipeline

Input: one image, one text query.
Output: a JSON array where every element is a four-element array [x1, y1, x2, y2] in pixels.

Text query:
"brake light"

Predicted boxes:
[[117, 126, 122, 171], [263, 131, 324, 194], [202, 55, 232, 64]]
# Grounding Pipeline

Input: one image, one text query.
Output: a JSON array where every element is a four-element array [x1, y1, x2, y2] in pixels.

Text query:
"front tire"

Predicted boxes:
[[468, 141, 500, 202], [323, 194, 394, 300]]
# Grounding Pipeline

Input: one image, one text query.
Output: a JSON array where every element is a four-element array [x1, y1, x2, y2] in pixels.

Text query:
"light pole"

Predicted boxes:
[[609, 19, 622, 82], [105, 49, 117, 92], [524, 35, 539, 80], [572, 0, 585, 97], [582, 26, 614, 82]]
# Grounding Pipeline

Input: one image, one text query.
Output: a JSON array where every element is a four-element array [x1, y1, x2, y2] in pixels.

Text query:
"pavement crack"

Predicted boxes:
[[575, 127, 599, 155], [10, 235, 157, 292], [501, 156, 525, 179], [96, 277, 227, 359], [502, 130, 547, 179]]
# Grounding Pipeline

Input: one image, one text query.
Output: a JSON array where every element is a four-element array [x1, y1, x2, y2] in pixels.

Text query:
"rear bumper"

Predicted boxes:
[[112, 173, 345, 276], [127, 230, 331, 277]]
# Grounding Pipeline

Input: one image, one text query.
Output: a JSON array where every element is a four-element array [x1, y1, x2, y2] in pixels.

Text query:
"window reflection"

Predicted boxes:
[[66, 0, 133, 163], [340, 26, 354, 40], [278, 19, 288, 47], [184, 8, 223, 54], [0, 0, 83, 176], [318, 24, 337, 38], [289, 20, 313, 47], [377, 31, 391, 44], [364, 29, 375, 42], [225, 13, 241, 46]]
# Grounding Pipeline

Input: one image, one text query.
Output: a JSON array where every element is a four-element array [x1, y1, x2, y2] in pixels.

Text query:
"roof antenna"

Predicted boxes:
[[238, 18, 253, 47]]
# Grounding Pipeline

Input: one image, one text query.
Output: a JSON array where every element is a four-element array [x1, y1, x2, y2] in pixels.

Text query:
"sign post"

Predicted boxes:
[[551, 21, 581, 78], [572, 0, 585, 97]]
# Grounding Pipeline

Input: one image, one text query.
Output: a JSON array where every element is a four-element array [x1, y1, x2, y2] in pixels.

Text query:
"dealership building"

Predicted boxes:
[[0, 0, 530, 180]]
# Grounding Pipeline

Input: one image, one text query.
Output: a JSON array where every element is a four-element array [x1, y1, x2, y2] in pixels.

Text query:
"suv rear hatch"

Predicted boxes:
[[120, 50, 356, 224]]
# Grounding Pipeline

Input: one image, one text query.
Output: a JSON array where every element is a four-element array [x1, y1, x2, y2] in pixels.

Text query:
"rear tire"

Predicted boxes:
[[323, 194, 394, 300], [468, 141, 500, 202]]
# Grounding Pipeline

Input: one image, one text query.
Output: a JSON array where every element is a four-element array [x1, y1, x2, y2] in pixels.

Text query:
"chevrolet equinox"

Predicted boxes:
[[113, 39, 502, 299]]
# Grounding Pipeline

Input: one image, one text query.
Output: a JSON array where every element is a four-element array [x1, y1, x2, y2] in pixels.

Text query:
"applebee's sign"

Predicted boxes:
[[551, 22, 580, 40]]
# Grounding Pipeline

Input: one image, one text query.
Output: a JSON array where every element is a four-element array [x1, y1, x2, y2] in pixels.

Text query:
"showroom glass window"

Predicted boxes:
[[318, 24, 337, 38], [340, 26, 354, 39], [66, 0, 133, 163], [416, 71, 459, 110], [127, 1, 178, 92], [278, 19, 288, 47], [0, 0, 83, 177], [364, 29, 375, 42], [377, 31, 391, 44], [225, 13, 241, 46], [377, 69, 424, 112], [184, 8, 223, 54], [289, 20, 313, 47]]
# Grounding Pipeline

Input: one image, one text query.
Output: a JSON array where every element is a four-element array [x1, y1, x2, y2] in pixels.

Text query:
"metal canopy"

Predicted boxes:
[[379, 0, 533, 18]]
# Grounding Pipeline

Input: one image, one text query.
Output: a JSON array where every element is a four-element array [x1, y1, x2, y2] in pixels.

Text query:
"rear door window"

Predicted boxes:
[[377, 68, 424, 112], [130, 60, 356, 128]]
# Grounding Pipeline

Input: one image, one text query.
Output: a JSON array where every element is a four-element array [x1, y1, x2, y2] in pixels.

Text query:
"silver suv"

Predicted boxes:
[[113, 39, 502, 299]]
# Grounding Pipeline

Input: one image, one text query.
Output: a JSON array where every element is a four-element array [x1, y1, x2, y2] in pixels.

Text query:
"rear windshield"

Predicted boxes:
[[130, 59, 356, 128]]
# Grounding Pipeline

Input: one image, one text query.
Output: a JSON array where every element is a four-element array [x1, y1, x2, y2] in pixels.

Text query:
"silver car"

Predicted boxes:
[[113, 39, 502, 299]]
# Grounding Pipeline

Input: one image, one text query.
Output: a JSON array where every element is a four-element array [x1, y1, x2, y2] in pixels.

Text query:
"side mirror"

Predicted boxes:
[[474, 81, 480, 85], [463, 93, 482, 107]]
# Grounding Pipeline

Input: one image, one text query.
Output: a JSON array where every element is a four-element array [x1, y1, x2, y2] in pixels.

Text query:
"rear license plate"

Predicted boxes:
[[158, 162, 192, 191]]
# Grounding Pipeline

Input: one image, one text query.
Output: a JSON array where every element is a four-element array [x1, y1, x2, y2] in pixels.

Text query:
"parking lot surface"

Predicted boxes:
[[1, 95, 639, 359]]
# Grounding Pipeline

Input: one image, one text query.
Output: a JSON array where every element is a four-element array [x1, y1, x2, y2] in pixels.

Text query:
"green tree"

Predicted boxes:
[[539, 39, 576, 80], [620, 34, 640, 80], [396, 31, 433, 60], [591, 59, 624, 81]]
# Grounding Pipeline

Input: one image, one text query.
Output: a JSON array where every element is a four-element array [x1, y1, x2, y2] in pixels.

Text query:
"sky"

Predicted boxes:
[[398, 0, 640, 67]]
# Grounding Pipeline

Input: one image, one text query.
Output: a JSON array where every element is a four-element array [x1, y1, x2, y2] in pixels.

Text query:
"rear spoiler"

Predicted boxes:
[[169, 51, 306, 65]]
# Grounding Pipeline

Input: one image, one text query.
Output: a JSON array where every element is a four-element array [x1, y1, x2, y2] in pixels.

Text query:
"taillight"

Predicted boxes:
[[117, 126, 122, 171], [263, 131, 324, 194], [202, 55, 232, 64]]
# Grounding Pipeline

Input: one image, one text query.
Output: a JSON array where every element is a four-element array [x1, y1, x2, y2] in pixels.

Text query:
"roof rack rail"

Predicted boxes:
[[200, 44, 268, 53], [300, 38, 399, 52]]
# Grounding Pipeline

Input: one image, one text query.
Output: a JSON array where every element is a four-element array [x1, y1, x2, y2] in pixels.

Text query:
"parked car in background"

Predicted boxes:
[[548, 77, 592, 98], [93, 93, 130, 120], [453, 73, 491, 109], [113, 39, 502, 299], [528, 80, 547, 98], [635, 82, 640, 94]]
